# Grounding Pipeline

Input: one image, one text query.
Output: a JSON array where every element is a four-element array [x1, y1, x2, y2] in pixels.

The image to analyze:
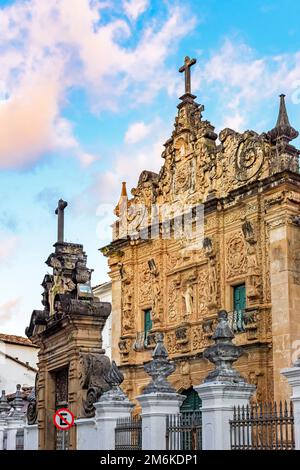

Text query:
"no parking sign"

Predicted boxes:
[[53, 408, 75, 431]]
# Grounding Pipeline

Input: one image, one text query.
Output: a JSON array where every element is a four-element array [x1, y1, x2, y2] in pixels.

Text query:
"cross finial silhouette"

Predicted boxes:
[[179, 56, 197, 94], [55, 199, 68, 243]]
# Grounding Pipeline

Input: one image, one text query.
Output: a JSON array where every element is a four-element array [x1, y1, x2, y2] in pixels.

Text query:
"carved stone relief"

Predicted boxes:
[[226, 232, 247, 278]]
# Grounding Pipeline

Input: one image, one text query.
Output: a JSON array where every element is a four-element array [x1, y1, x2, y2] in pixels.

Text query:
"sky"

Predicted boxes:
[[1, 0, 300, 335]]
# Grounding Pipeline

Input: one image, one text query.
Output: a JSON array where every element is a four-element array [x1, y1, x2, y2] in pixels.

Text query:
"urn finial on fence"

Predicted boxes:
[[203, 310, 246, 383], [0, 390, 10, 415], [142, 332, 176, 394]]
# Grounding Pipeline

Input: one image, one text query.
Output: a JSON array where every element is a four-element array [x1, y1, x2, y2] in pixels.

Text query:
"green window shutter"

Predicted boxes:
[[233, 284, 246, 311], [144, 309, 152, 335]]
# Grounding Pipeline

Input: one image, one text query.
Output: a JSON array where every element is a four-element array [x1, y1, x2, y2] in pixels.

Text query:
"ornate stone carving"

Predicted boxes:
[[168, 278, 180, 321], [138, 262, 152, 304], [226, 232, 247, 278], [119, 263, 134, 333], [191, 325, 202, 351], [118, 338, 132, 361], [197, 270, 209, 317]]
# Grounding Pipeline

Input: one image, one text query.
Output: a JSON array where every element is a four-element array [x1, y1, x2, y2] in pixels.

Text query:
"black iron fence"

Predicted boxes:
[[115, 415, 142, 450], [166, 411, 202, 450], [230, 401, 295, 450]]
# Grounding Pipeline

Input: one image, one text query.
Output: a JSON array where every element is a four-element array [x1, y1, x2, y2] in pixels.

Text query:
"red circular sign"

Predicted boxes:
[[53, 408, 75, 431]]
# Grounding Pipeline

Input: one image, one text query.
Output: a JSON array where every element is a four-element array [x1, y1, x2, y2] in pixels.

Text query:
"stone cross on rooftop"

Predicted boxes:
[[179, 56, 197, 95], [55, 199, 68, 243]]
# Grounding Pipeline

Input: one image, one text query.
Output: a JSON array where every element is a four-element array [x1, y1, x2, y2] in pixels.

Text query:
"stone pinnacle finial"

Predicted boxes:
[[268, 94, 299, 144], [142, 332, 176, 394], [114, 182, 128, 218], [99, 360, 129, 402], [203, 310, 246, 384], [13, 384, 24, 410], [294, 358, 300, 367], [0, 390, 10, 414]]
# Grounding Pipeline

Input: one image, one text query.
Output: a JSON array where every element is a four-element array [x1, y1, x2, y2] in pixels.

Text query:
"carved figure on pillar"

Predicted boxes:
[[119, 263, 134, 333], [203, 237, 218, 309], [148, 259, 161, 324], [242, 220, 260, 302]]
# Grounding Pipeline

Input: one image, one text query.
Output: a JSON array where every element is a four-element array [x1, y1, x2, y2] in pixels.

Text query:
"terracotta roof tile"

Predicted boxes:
[[0, 333, 38, 348]]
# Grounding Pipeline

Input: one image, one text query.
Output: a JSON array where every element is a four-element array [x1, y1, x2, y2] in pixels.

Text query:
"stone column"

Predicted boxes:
[[94, 360, 133, 450], [195, 310, 255, 450], [266, 214, 300, 402], [137, 332, 184, 450], [281, 360, 300, 450], [75, 418, 97, 450]]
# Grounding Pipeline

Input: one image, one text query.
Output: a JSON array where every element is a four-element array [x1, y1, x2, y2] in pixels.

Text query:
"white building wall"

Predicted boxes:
[[93, 282, 112, 359], [0, 342, 38, 394]]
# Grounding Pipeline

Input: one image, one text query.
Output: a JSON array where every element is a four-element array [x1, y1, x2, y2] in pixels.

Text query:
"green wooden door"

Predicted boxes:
[[180, 388, 202, 412]]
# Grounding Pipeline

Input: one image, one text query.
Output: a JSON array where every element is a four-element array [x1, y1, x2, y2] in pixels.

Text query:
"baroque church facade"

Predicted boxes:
[[103, 57, 300, 407]]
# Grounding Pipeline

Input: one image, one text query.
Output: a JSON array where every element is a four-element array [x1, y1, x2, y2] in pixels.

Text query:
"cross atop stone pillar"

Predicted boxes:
[[55, 199, 68, 243]]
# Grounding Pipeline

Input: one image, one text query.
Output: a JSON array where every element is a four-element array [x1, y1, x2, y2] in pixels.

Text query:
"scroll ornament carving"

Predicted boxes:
[[79, 353, 111, 417]]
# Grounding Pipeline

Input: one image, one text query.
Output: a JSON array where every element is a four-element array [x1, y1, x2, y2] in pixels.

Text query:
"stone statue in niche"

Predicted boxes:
[[182, 282, 194, 316]]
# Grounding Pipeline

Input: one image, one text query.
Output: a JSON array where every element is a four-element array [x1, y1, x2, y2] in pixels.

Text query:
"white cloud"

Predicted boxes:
[[125, 121, 152, 144], [123, 0, 149, 21], [0, 0, 195, 169], [197, 39, 300, 130], [0, 235, 18, 263], [0, 297, 21, 323]]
